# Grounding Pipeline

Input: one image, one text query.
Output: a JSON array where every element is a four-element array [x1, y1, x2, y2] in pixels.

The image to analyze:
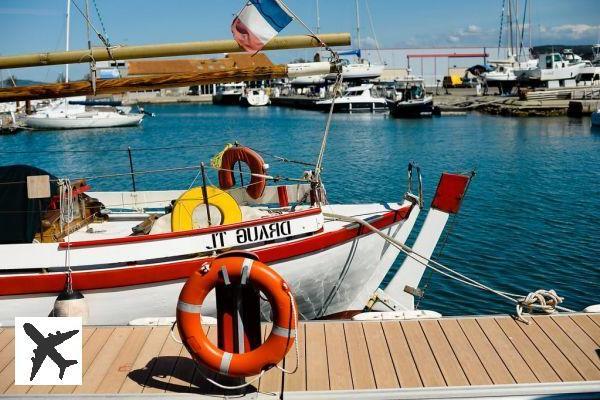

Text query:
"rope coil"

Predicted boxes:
[[516, 289, 564, 324]]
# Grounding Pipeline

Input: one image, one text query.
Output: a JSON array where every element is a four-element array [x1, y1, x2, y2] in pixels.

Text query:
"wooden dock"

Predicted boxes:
[[1, 313, 599, 398]]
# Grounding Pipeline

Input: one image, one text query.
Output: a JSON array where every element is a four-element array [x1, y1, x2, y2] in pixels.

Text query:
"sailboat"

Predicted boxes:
[[291, 0, 384, 85], [482, 0, 538, 94], [21, 0, 144, 130]]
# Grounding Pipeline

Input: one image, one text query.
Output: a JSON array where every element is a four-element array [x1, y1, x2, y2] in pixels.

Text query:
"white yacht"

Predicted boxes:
[[523, 51, 588, 88], [240, 87, 270, 107], [212, 83, 245, 105], [21, 97, 144, 130], [316, 84, 387, 113]]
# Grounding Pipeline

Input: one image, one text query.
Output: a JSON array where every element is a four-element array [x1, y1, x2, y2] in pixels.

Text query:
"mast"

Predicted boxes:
[[507, 0, 513, 57], [528, 0, 532, 52], [65, 0, 71, 82], [355, 0, 361, 51], [316, 0, 320, 34]]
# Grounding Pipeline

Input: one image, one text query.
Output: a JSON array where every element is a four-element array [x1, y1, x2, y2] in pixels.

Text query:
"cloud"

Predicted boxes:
[[0, 8, 61, 16], [538, 24, 600, 40]]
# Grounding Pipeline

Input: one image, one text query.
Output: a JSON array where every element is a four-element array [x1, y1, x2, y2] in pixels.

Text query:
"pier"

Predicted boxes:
[[0, 313, 599, 398]]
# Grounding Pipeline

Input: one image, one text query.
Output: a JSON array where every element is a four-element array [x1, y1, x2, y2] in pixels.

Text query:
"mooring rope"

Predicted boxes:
[[322, 212, 573, 323]]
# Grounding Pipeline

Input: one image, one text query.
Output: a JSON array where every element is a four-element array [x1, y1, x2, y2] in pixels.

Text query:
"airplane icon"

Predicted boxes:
[[23, 323, 79, 381]]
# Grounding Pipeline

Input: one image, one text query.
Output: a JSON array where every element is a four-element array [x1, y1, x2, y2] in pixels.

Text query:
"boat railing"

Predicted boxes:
[[407, 162, 423, 208]]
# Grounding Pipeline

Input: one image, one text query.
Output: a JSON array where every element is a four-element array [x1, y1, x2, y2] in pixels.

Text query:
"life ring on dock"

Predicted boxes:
[[176, 256, 297, 377], [171, 186, 242, 232], [218, 146, 267, 200]]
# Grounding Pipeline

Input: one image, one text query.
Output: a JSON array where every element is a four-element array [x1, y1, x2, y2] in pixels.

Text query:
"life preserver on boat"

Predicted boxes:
[[171, 186, 242, 232], [176, 256, 296, 377], [218, 146, 267, 200]]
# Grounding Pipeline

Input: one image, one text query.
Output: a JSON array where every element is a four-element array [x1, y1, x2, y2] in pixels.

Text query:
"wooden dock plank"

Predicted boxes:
[[588, 314, 600, 328], [477, 318, 537, 384], [165, 345, 198, 393], [51, 327, 114, 394], [381, 321, 422, 388], [517, 317, 583, 381], [283, 322, 306, 392], [552, 316, 600, 370], [570, 315, 600, 346], [532, 316, 600, 380], [95, 327, 151, 393], [495, 317, 560, 383], [142, 326, 184, 394], [438, 319, 492, 386], [344, 321, 377, 390], [402, 320, 445, 387], [259, 324, 285, 394], [324, 322, 352, 390], [458, 318, 514, 384], [0, 314, 598, 397], [0, 338, 15, 393], [305, 322, 329, 390], [0, 337, 14, 377], [0, 329, 13, 353], [362, 322, 399, 389], [119, 327, 170, 393], [188, 326, 221, 394], [75, 327, 133, 394], [420, 320, 468, 387]]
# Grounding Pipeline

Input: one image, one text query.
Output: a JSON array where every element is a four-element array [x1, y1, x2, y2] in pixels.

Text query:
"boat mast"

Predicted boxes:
[[355, 0, 361, 54], [65, 0, 71, 82], [507, 0, 513, 57], [528, 0, 532, 52], [316, 0, 320, 34]]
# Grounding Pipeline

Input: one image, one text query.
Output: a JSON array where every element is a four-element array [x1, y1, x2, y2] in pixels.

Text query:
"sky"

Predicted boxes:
[[0, 0, 599, 82]]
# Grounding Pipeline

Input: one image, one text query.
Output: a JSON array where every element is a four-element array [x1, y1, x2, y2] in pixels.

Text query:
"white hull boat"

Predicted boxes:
[[21, 97, 144, 130], [22, 112, 144, 130], [0, 149, 472, 326], [316, 84, 387, 113], [240, 88, 270, 107]]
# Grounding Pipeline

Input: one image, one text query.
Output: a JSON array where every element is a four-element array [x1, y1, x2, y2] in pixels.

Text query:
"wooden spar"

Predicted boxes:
[[0, 33, 350, 70], [0, 62, 338, 102]]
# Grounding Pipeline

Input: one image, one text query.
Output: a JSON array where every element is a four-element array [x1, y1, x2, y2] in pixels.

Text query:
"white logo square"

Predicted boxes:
[[14, 317, 82, 385]]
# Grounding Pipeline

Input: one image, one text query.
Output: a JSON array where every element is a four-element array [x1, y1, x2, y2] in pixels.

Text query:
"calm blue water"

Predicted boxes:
[[1, 104, 598, 316]]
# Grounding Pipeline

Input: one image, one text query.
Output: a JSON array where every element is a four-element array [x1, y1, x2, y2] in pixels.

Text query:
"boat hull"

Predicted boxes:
[[388, 98, 433, 118], [212, 93, 242, 105], [22, 113, 143, 130], [0, 206, 419, 325], [316, 101, 388, 113], [240, 94, 270, 107]]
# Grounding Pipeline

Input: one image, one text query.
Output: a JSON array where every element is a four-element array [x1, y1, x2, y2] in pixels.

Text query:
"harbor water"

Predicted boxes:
[[1, 104, 598, 316]]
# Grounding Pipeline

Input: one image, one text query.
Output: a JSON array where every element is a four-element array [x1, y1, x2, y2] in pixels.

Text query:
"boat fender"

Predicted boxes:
[[171, 186, 242, 232], [52, 289, 89, 324], [583, 304, 600, 313], [177, 256, 296, 377], [218, 146, 267, 199]]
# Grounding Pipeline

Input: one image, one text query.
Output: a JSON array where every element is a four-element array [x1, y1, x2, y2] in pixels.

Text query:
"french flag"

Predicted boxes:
[[231, 0, 293, 53]]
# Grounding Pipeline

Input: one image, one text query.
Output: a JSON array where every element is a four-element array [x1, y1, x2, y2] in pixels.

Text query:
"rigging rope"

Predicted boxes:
[[322, 212, 573, 323]]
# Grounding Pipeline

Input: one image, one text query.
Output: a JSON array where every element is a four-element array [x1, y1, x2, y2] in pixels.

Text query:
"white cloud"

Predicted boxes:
[[543, 24, 600, 39]]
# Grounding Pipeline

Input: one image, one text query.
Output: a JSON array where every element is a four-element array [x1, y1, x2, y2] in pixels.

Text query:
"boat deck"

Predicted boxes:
[[0, 313, 599, 398]]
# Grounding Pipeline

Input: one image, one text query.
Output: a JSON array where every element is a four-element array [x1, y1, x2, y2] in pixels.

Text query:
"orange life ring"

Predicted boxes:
[[218, 146, 266, 200], [176, 256, 296, 377]]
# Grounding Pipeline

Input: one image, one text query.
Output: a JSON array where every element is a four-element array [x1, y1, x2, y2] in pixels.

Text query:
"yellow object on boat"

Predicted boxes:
[[171, 186, 242, 232]]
